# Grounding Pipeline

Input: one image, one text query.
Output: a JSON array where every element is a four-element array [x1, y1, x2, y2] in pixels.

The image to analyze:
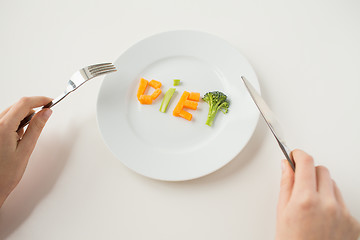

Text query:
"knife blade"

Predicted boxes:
[[241, 76, 295, 171]]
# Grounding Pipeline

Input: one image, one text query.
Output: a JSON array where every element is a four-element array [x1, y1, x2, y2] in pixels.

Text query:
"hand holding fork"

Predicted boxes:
[[17, 63, 116, 131]]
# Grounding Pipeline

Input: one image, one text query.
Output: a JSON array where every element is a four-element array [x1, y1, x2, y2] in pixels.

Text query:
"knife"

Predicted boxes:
[[241, 76, 296, 171]]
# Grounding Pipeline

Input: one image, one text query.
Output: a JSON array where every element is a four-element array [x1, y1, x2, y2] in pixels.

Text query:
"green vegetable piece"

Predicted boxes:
[[173, 79, 180, 86], [160, 88, 176, 113], [202, 91, 230, 126]]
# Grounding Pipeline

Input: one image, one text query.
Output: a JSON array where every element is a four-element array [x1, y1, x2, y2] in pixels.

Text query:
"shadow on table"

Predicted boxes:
[[190, 116, 267, 184], [0, 126, 79, 239], [198, 117, 266, 183]]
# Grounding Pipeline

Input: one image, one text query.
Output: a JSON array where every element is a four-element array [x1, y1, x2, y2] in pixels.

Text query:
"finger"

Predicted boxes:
[[292, 149, 317, 193], [278, 159, 295, 210], [333, 180, 346, 209], [0, 105, 12, 119], [2, 96, 52, 131], [17, 108, 52, 159], [316, 166, 335, 198]]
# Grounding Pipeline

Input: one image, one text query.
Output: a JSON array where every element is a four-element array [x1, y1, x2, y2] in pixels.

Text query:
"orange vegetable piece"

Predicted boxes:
[[173, 91, 190, 116], [139, 95, 153, 104], [179, 110, 192, 121], [137, 78, 148, 100], [151, 88, 162, 100], [183, 100, 198, 110], [149, 80, 162, 89], [173, 91, 200, 121], [137, 78, 163, 104], [188, 92, 200, 102]]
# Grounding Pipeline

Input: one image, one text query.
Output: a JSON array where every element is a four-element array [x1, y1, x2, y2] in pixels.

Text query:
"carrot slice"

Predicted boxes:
[[188, 92, 200, 102], [151, 88, 162, 100], [183, 100, 198, 110], [173, 91, 190, 116], [149, 80, 162, 89], [179, 110, 192, 121], [137, 78, 148, 100], [139, 95, 153, 104]]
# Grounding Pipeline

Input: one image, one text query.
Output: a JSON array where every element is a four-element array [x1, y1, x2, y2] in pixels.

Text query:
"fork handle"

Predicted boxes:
[[17, 92, 69, 131], [17, 112, 37, 131], [44, 92, 69, 108]]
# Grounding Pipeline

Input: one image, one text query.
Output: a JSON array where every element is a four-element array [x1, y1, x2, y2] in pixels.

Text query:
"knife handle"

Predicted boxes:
[[277, 140, 296, 171]]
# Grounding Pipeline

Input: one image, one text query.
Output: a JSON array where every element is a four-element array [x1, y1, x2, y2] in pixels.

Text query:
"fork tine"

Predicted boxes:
[[89, 65, 116, 75], [88, 63, 112, 70], [92, 69, 117, 77]]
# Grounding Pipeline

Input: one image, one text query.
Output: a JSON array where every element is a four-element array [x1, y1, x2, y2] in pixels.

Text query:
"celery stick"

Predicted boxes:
[[173, 79, 180, 86], [160, 88, 176, 113]]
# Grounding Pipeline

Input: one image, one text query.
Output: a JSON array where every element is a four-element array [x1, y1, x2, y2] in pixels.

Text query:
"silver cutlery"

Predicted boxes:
[[241, 76, 296, 171], [18, 63, 117, 131]]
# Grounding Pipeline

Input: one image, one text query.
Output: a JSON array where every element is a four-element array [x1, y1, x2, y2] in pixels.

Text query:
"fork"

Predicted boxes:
[[17, 63, 117, 131]]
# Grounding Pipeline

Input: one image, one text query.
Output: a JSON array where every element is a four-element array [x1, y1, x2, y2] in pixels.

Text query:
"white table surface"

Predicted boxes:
[[0, 0, 359, 239]]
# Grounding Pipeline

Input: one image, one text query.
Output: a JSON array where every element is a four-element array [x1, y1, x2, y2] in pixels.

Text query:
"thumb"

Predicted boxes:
[[17, 108, 52, 159], [277, 159, 295, 211]]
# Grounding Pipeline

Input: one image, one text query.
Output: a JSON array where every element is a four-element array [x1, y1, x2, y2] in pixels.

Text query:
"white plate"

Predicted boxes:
[[97, 30, 260, 181]]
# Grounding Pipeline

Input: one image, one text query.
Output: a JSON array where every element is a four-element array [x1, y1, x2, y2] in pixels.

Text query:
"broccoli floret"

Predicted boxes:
[[202, 91, 230, 126]]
